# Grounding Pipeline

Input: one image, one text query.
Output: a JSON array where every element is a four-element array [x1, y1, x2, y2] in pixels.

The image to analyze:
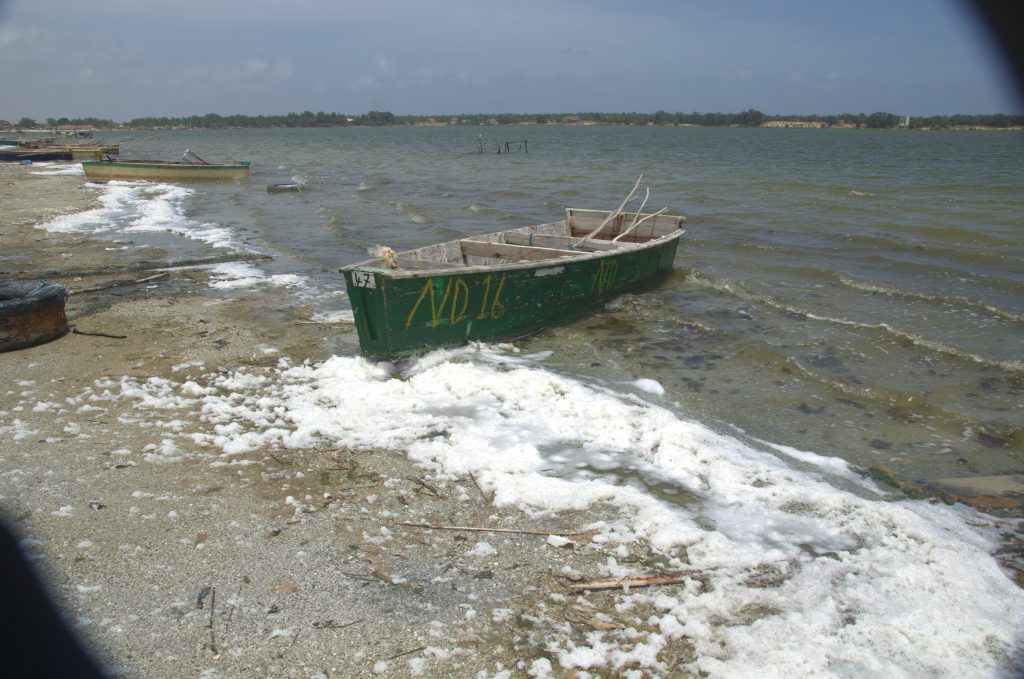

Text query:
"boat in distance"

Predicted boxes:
[[340, 206, 686, 359], [81, 149, 250, 181]]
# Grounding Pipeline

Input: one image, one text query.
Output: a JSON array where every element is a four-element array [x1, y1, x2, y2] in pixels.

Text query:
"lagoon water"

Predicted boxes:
[[102, 125, 1024, 484], [34, 125, 1024, 675]]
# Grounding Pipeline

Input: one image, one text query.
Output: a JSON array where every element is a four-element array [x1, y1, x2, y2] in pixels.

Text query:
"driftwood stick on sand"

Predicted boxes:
[[566, 571, 695, 592], [411, 477, 443, 498], [208, 587, 219, 655], [70, 271, 169, 295], [398, 521, 585, 537], [313, 618, 365, 630], [468, 472, 492, 502], [71, 328, 128, 339], [226, 577, 247, 625], [383, 646, 427, 662], [1, 252, 272, 280]]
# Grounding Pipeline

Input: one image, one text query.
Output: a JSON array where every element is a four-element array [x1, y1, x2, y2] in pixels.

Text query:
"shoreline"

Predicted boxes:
[[1, 163, 1021, 677]]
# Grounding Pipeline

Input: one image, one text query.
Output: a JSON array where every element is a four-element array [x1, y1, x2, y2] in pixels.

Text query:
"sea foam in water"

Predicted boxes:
[[37, 180, 236, 249]]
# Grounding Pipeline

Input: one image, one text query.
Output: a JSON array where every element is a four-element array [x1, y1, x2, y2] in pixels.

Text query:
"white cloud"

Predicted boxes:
[[176, 57, 293, 89], [375, 55, 397, 78], [718, 68, 754, 82]]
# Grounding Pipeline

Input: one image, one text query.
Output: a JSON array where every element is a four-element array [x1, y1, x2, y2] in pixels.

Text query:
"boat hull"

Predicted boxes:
[[0, 282, 69, 352], [81, 160, 251, 181], [0, 149, 74, 162], [344, 232, 681, 358], [67, 145, 119, 160]]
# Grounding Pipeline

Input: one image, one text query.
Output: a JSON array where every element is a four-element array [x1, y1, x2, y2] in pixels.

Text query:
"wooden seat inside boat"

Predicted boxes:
[[356, 201, 683, 272], [460, 238, 576, 262]]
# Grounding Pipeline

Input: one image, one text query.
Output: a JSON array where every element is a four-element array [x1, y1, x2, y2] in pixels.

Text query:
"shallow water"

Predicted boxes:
[[51, 125, 1024, 485]]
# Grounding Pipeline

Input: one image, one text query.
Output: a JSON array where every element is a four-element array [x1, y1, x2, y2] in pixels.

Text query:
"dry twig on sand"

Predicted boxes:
[[71, 328, 128, 339], [70, 271, 169, 295], [566, 571, 694, 592], [398, 521, 585, 537]]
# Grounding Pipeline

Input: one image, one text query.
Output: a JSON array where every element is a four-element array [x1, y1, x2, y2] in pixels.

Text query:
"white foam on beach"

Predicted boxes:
[[310, 309, 355, 324], [29, 162, 85, 176], [35, 180, 236, 249], [204, 262, 308, 290], [53, 344, 1023, 677], [206, 262, 265, 289]]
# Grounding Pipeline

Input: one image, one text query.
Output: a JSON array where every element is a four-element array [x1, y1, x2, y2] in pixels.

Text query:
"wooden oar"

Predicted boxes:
[[573, 175, 644, 247]]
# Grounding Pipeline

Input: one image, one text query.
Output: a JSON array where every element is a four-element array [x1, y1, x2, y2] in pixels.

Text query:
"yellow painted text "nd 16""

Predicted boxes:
[[405, 274, 507, 329]]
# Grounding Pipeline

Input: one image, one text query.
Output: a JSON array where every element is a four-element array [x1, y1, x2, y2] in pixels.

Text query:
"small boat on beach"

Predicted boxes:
[[81, 149, 251, 181], [0, 147, 74, 162], [64, 144, 119, 160], [0, 145, 117, 162], [341, 181, 685, 358]]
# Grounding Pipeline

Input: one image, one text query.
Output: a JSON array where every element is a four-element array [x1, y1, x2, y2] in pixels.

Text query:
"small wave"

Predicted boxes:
[[782, 357, 1023, 448], [718, 240, 803, 257], [354, 175, 392, 193], [35, 180, 239, 250], [318, 205, 345, 231], [893, 222, 1018, 248], [836, 233, 1021, 274], [838, 232, 913, 250], [802, 314, 1024, 375], [391, 200, 435, 224], [837, 275, 1024, 322], [689, 272, 1024, 375], [469, 203, 494, 214]]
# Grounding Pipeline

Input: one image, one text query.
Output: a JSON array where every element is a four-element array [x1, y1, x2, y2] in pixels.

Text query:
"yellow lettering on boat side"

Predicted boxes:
[[591, 260, 618, 293], [406, 274, 508, 330], [489, 275, 506, 319], [430, 278, 454, 327], [476, 275, 493, 320], [406, 281, 433, 329], [405, 277, 452, 329], [451, 279, 470, 325]]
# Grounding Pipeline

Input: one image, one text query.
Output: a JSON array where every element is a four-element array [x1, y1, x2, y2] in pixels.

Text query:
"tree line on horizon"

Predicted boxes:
[[4, 109, 1023, 130]]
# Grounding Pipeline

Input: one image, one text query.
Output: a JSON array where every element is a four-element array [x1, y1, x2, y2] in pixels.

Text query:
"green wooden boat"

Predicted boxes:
[[341, 206, 686, 359], [81, 150, 250, 181]]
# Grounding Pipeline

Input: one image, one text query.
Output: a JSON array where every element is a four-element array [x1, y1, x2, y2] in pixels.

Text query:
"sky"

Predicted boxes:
[[0, 0, 1020, 122]]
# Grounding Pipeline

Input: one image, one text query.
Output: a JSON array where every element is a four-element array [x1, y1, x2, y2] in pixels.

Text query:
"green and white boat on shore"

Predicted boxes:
[[81, 149, 250, 181], [341, 190, 685, 359]]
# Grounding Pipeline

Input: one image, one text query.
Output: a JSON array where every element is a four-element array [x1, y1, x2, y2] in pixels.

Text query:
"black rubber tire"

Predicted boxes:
[[0, 281, 69, 352]]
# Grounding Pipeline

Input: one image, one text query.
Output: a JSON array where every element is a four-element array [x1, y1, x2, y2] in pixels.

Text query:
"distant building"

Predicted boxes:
[[562, 115, 581, 124], [55, 124, 95, 137], [761, 120, 827, 129]]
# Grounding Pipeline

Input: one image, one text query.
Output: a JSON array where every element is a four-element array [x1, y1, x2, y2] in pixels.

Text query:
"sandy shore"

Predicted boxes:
[[0, 164, 640, 678]]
